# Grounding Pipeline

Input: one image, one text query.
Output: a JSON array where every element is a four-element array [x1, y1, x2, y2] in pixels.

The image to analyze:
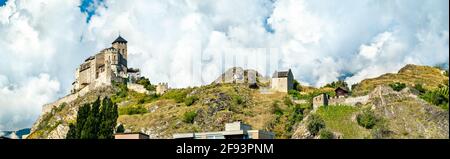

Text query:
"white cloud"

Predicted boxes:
[[0, 73, 60, 130]]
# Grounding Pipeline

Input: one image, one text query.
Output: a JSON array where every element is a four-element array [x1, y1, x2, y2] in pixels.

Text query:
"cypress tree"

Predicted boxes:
[[66, 96, 119, 139]]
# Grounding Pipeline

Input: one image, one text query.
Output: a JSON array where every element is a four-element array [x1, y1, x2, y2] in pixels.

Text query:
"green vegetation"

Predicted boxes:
[[136, 77, 156, 91], [66, 97, 118, 139], [119, 105, 147, 115], [116, 124, 125, 133], [307, 114, 325, 136], [182, 111, 197, 123], [413, 83, 427, 94], [283, 96, 293, 106], [315, 105, 369, 138], [184, 96, 199, 106], [232, 95, 244, 105], [324, 80, 349, 90], [293, 80, 302, 91], [319, 129, 334, 139], [420, 85, 449, 110], [162, 89, 189, 103], [114, 82, 128, 98], [389, 82, 406, 92], [356, 109, 378, 129], [271, 100, 283, 116], [285, 104, 304, 132]]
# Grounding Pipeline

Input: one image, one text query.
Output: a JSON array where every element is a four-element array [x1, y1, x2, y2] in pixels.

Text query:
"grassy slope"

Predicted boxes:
[[352, 64, 448, 96], [117, 83, 293, 138], [315, 105, 370, 139]]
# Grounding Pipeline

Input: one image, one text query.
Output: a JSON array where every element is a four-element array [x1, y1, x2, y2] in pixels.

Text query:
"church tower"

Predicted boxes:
[[112, 35, 128, 60]]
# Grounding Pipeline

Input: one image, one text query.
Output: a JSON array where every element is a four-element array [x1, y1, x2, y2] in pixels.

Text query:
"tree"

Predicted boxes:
[[324, 80, 349, 90], [307, 115, 325, 136], [293, 80, 302, 91], [67, 97, 119, 139], [116, 124, 125, 133], [74, 103, 90, 139], [98, 97, 117, 139], [389, 82, 406, 92], [66, 123, 77, 139], [357, 110, 378, 129], [319, 129, 334, 139]]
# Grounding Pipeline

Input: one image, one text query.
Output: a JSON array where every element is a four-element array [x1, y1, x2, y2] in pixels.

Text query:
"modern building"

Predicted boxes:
[[114, 132, 150, 139], [172, 121, 275, 139]]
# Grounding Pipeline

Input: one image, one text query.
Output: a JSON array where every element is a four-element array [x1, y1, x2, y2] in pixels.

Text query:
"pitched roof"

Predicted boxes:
[[112, 35, 128, 44], [335, 87, 349, 93], [272, 69, 291, 78]]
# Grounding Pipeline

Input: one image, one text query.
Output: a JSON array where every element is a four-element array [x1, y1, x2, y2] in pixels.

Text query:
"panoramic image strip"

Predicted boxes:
[[0, 0, 448, 146]]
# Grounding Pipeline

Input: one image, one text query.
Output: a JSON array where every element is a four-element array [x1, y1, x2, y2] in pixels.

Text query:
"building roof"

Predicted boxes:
[[84, 56, 95, 62], [112, 35, 128, 44], [272, 69, 291, 78], [335, 87, 349, 93], [127, 68, 140, 73]]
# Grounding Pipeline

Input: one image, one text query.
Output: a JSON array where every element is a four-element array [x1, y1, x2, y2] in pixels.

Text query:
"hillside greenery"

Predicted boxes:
[[66, 97, 118, 139]]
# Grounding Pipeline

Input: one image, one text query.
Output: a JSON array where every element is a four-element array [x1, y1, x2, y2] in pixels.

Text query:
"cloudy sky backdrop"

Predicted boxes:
[[0, 0, 448, 131]]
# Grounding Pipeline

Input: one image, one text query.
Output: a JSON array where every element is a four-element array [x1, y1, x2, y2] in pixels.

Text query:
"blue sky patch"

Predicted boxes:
[[0, 0, 7, 7], [79, 0, 105, 22]]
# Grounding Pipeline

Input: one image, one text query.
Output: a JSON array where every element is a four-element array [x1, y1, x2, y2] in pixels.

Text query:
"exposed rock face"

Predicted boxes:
[[213, 67, 265, 84], [368, 86, 448, 139]]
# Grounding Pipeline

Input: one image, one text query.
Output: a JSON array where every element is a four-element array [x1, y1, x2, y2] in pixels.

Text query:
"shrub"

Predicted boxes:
[[184, 96, 199, 106], [293, 80, 302, 91], [420, 86, 449, 110], [356, 110, 378, 129], [413, 83, 426, 94], [114, 82, 128, 98], [283, 96, 293, 106], [271, 101, 283, 116], [371, 124, 391, 139], [388, 82, 406, 92], [118, 105, 147, 115], [162, 89, 188, 103], [137, 77, 156, 91], [232, 95, 244, 105], [307, 115, 325, 136], [182, 111, 197, 123], [116, 124, 125, 133], [288, 90, 301, 99], [137, 98, 146, 104], [285, 105, 304, 132], [319, 129, 334, 139]]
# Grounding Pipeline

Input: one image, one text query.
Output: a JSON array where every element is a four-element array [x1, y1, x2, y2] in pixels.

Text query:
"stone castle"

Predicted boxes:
[[71, 35, 139, 93]]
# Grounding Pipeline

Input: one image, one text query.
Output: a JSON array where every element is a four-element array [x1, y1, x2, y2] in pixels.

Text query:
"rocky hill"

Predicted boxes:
[[292, 85, 448, 139], [352, 64, 448, 96], [28, 64, 449, 139], [213, 67, 270, 86]]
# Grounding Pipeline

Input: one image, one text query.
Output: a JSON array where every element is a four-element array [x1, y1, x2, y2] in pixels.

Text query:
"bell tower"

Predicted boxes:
[[112, 35, 128, 60]]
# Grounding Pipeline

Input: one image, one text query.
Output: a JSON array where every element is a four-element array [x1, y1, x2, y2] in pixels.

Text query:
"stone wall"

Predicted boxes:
[[271, 78, 288, 92], [312, 94, 370, 110], [312, 94, 329, 110], [156, 83, 169, 95], [42, 82, 99, 115], [127, 83, 150, 94]]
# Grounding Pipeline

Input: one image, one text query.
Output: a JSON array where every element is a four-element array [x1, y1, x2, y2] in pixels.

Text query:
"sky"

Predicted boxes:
[[0, 0, 448, 131]]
